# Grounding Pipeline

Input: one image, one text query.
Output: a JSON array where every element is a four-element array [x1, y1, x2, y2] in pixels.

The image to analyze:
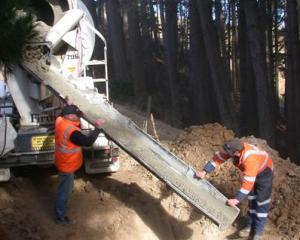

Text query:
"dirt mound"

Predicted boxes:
[[171, 123, 300, 239], [171, 123, 234, 168], [0, 119, 298, 240]]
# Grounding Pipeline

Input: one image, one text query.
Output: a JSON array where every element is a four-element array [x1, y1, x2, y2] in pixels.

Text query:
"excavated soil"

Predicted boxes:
[[171, 123, 300, 239], [0, 105, 298, 240]]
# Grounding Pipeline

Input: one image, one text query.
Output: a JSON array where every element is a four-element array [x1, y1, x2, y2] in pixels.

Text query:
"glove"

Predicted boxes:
[[194, 170, 207, 179], [226, 198, 239, 207], [95, 119, 105, 127]]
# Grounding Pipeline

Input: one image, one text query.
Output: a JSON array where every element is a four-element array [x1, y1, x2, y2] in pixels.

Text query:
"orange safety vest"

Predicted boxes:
[[212, 142, 273, 195], [54, 116, 83, 173], [236, 143, 273, 195]]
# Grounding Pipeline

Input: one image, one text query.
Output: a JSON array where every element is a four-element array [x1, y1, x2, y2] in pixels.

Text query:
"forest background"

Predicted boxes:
[[86, 0, 300, 165], [1, 0, 300, 165]]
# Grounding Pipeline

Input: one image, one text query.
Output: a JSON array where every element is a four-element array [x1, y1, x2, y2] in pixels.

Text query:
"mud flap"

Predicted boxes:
[[22, 59, 240, 229]]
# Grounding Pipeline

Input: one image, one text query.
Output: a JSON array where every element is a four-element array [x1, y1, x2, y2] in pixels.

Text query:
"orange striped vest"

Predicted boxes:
[[54, 117, 83, 173]]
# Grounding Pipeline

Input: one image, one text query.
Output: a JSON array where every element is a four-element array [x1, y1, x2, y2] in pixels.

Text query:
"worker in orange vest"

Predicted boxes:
[[195, 138, 273, 240], [54, 104, 105, 224]]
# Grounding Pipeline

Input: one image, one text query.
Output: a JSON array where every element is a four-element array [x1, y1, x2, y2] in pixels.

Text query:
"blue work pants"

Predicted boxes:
[[54, 172, 74, 219], [246, 168, 273, 235]]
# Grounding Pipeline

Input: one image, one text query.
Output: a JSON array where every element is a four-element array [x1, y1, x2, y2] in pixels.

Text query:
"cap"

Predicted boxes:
[[223, 138, 244, 154], [61, 105, 82, 116]]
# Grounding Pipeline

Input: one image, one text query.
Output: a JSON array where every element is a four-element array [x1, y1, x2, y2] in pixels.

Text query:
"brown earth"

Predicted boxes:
[[0, 105, 298, 240]]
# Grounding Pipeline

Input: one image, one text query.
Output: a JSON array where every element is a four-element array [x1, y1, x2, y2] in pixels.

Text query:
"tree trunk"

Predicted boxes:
[[243, 0, 275, 146], [149, 0, 159, 45], [188, 0, 216, 124], [106, 0, 130, 83], [238, 1, 259, 136], [215, 0, 227, 58], [124, 0, 146, 105], [268, 0, 280, 118], [163, 0, 179, 124], [231, 1, 238, 91], [273, 0, 280, 116], [196, 0, 237, 130], [286, 0, 300, 163], [261, 0, 280, 120], [140, 0, 157, 97], [159, 0, 166, 39]]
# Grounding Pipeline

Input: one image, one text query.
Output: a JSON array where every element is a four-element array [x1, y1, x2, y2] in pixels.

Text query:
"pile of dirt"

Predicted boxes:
[[171, 122, 300, 239], [170, 123, 240, 198], [0, 177, 50, 240], [0, 113, 298, 240]]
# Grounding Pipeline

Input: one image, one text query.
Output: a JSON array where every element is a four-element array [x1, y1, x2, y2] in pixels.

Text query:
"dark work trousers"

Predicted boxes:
[[54, 172, 74, 219], [246, 167, 273, 234]]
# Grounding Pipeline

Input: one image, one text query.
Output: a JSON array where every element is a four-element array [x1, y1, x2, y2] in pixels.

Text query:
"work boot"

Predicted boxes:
[[55, 216, 76, 225], [252, 233, 262, 240], [238, 226, 251, 238]]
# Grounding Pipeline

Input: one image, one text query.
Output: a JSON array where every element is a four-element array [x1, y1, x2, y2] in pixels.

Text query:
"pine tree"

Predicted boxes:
[[0, 0, 37, 71]]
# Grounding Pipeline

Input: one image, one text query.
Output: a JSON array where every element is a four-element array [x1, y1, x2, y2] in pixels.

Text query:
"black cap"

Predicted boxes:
[[61, 105, 82, 116], [223, 138, 244, 154]]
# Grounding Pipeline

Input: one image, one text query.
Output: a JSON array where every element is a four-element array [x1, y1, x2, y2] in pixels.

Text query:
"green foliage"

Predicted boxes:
[[0, 0, 37, 69]]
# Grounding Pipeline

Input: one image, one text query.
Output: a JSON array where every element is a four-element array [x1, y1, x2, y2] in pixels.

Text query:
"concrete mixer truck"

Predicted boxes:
[[0, 0, 120, 181]]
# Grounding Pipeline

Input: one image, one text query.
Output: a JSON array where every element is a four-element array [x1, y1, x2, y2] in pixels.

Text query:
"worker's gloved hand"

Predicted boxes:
[[65, 96, 73, 105], [95, 119, 105, 127], [194, 170, 207, 179], [226, 198, 239, 207]]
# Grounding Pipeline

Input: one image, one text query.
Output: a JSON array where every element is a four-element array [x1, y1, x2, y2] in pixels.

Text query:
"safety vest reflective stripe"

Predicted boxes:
[[56, 145, 81, 153], [62, 126, 73, 147], [56, 126, 81, 154], [258, 153, 271, 172], [241, 144, 270, 173], [257, 198, 271, 206], [216, 151, 226, 162], [248, 210, 268, 218], [242, 149, 267, 163], [244, 176, 256, 182], [62, 126, 72, 147], [210, 160, 217, 167], [257, 213, 268, 218], [248, 195, 256, 200], [240, 188, 250, 194]]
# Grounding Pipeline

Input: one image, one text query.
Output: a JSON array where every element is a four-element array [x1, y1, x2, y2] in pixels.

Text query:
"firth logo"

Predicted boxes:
[[31, 113, 56, 124]]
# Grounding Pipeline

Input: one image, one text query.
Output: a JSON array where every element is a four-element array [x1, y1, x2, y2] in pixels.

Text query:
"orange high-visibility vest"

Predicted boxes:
[[212, 142, 273, 195], [54, 116, 83, 173], [236, 143, 273, 195]]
